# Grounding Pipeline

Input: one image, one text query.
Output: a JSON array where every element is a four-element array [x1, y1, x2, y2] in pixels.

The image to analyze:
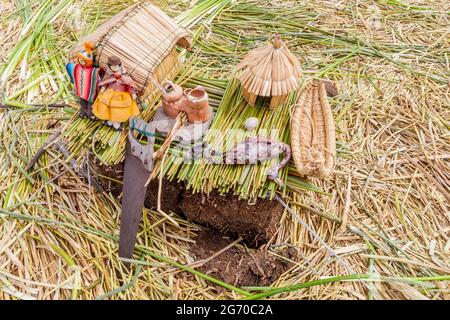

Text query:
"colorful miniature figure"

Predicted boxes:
[[92, 56, 140, 130], [66, 42, 103, 119]]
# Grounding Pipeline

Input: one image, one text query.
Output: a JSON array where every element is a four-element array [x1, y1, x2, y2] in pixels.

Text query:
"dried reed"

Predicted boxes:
[[1, 0, 449, 300]]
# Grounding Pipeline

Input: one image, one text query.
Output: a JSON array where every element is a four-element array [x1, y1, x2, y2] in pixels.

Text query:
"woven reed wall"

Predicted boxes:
[[141, 47, 180, 103]]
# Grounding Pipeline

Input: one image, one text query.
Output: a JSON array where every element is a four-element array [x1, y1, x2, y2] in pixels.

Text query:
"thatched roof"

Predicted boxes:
[[69, 2, 190, 92], [236, 35, 301, 97]]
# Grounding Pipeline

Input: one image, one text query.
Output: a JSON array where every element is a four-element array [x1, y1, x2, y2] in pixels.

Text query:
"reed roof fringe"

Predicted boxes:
[[69, 2, 191, 93], [236, 34, 302, 98]]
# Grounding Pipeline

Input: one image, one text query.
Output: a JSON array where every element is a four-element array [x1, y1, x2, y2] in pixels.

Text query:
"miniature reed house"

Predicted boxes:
[[69, 2, 190, 102], [237, 35, 302, 109]]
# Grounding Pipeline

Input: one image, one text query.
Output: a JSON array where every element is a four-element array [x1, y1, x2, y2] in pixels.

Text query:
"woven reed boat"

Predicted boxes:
[[236, 35, 302, 109], [69, 2, 191, 100], [290, 81, 336, 178]]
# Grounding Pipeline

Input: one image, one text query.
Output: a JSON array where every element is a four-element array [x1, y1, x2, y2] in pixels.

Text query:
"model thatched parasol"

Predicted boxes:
[[236, 35, 302, 109]]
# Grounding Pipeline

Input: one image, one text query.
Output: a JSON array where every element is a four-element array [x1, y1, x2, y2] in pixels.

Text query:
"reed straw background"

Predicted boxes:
[[0, 0, 449, 300]]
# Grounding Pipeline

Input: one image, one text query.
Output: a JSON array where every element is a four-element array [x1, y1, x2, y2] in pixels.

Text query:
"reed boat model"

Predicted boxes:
[[291, 81, 336, 178]]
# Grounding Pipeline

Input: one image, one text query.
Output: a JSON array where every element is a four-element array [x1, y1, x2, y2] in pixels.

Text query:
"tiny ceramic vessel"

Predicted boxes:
[[181, 86, 211, 123], [161, 80, 183, 118]]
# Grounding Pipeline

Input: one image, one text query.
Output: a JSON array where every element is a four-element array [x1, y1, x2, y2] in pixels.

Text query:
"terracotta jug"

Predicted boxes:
[[161, 80, 183, 119], [181, 86, 210, 123]]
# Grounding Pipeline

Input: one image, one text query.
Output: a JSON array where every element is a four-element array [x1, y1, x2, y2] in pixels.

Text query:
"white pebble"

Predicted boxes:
[[244, 117, 259, 131]]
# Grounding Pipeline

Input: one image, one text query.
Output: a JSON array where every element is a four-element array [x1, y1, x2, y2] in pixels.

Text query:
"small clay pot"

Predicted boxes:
[[181, 86, 210, 123], [161, 81, 183, 119]]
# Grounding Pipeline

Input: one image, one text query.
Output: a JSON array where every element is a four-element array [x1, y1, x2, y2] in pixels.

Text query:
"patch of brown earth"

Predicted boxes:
[[96, 162, 184, 214], [95, 162, 283, 247], [190, 230, 296, 288], [96, 161, 292, 286], [96, 163, 124, 196], [181, 190, 283, 248]]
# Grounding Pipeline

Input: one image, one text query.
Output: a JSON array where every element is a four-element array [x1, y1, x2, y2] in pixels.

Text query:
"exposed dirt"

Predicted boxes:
[[323, 80, 338, 97], [96, 162, 184, 214], [96, 163, 124, 196], [95, 161, 283, 248], [96, 163, 291, 285], [190, 230, 296, 288], [181, 190, 283, 248]]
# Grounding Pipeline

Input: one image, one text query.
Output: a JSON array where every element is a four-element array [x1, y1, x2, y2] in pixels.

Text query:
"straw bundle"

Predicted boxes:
[[236, 35, 302, 109], [69, 2, 191, 98], [291, 81, 336, 178]]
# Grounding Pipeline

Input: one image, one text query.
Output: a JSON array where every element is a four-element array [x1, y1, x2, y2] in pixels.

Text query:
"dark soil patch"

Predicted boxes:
[[95, 161, 283, 247], [181, 190, 283, 248], [190, 230, 296, 288], [96, 162, 184, 214], [95, 161, 291, 285], [96, 163, 124, 196]]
